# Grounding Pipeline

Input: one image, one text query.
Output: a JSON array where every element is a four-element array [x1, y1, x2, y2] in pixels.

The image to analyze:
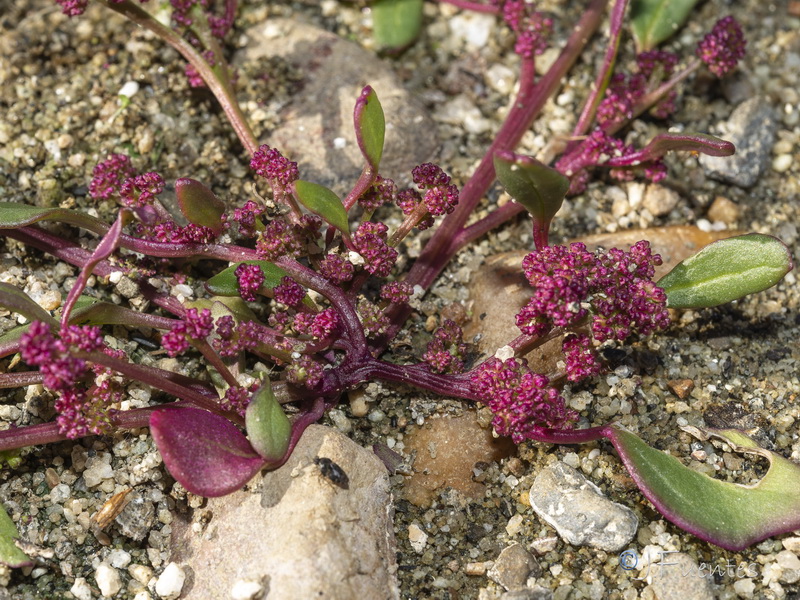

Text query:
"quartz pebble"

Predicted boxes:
[[95, 563, 123, 598], [154, 562, 185, 599]]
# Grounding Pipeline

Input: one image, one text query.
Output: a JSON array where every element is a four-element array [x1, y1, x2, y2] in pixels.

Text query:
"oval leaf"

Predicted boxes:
[[175, 178, 226, 234], [0, 283, 58, 326], [354, 86, 386, 170], [0, 502, 32, 568], [245, 380, 291, 462], [293, 180, 350, 234], [150, 407, 265, 497], [630, 0, 700, 52], [607, 425, 800, 550], [0, 202, 106, 235], [494, 151, 569, 224], [657, 233, 793, 308], [372, 0, 423, 51], [206, 261, 289, 296]]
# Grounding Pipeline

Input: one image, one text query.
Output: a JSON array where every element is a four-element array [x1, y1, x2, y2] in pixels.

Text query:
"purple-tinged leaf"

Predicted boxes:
[[245, 380, 291, 462], [0, 502, 32, 568], [175, 178, 226, 235], [354, 86, 386, 170], [0, 202, 107, 235], [293, 180, 350, 235], [657, 233, 793, 308], [607, 424, 800, 550], [494, 151, 569, 249], [61, 210, 130, 329], [371, 0, 423, 51], [630, 0, 699, 52], [605, 133, 734, 167], [150, 407, 265, 497], [0, 283, 58, 327]]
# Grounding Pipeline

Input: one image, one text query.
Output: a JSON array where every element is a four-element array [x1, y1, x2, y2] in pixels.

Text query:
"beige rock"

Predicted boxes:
[[170, 425, 399, 600]]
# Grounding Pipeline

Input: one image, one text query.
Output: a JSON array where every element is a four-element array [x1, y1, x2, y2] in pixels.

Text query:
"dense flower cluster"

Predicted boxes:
[[562, 334, 603, 382], [89, 154, 137, 200], [273, 277, 305, 307], [357, 298, 390, 336], [285, 355, 324, 388], [235, 263, 265, 302], [120, 172, 166, 208], [319, 253, 355, 285], [470, 357, 575, 442], [161, 308, 214, 357], [250, 145, 299, 188], [256, 215, 321, 262], [412, 163, 459, 217], [516, 241, 670, 380], [212, 317, 261, 358], [696, 16, 746, 78], [352, 222, 398, 277], [501, 0, 553, 59], [422, 320, 467, 374], [380, 281, 413, 304], [227, 200, 266, 238], [20, 322, 120, 438], [358, 176, 397, 213]]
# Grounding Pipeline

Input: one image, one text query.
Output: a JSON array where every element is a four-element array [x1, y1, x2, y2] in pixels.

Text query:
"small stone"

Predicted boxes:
[[529, 536, 558, 555], [642, 184, 680, 217], [108, 549, 132, 569], [529, 462, 638, 552], [699, 97, 778, 187], [499, 589, 553, 600], [128, 564, 154, 585], [95, 563, 122, 598], [463, 561, 493, 576], [230, 578, 265, 600], [408, 523, 428, 553], [487, 543, 539, 591], [707, 196, 740, 224], [667, 379, 694, 399], [70, 577, 93, 600], [732, 578, 756, 598], [773, 153, 793, 173], [505, 514, 524, 536], [83, 453, 114, 488], [782, 537, 800, 554], [155, 562, 185, 599], [646, 552, 713, 600]]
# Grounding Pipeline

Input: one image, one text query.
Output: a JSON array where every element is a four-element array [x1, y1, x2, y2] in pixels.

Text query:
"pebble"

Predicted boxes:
[[642, 184, 680, 217], [83, 453, 114, 488], [706, 196, 740, 224], [644, 551, 713, 600], [108, 549, 132, 569], [95, 563, 123, 598], [699, 96, 778, 187], [667, 379, 694, 399], [487, 543, 540, 591], [773, 153, 793, 173], [70, 577, 93, 600], [154, 562, 185, 599], [528, 462, 638, 552], [231, 579, 265, 600], [408, 523, 429, 553]]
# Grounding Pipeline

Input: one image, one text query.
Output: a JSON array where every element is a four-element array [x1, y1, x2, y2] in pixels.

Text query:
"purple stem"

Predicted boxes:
[[436, 0, 500, 14], [0, 371, 44, 388]]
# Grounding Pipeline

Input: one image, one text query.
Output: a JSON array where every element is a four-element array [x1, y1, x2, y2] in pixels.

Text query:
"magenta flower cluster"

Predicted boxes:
[[352, 222, 398, 277], [256, 215, 321, 262], [422, 319, 467, 374], [516, 241, 670, 380], [161, 308, 214, 357], [250, 145, 299, 188], [19, 322, 120, 438], [696, 16, 746, 78], [358, 176, 397, 213], [501, 0, 553, 59], [470, 357, 575, 442], [235, 263, 265, 302], [89, 154, 137, 200], [411, 163, 459, 217]]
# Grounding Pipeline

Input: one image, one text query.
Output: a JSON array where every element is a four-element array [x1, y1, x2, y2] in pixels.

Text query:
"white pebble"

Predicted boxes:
[[333, 137, 347, 149], [118, 81, 140, 98], [231, 579, 265, 600], [155, 562, 186, 599], [108, 549, 132, 569], [408, 523, 428, 553], [95, 563, 122, 598], [70, 577, 93, 600], [773, 153, 793, 173], [505, 513, 524, 536]]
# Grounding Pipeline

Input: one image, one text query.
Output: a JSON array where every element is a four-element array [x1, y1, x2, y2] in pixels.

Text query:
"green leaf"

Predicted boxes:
[[630, 0, 700, 52], [0, 202, 107, 235], [607, 424, 800, 550], [354, 86, 386, 170], [371, 0, 424, 51], [0, 283, 58, 327], [494, 151, 569, 225], [175, 178, 226, 235], [205, 261, 290, 297], [0, 502, 32, 568], [293, 180, 350, 234], [657, 233, 793, 309], [245, 380, 291, 463]]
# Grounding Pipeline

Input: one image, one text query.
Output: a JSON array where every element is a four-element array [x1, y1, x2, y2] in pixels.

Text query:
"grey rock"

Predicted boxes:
[[646, 552, 714, 600], [237, 19, 438, 196], [528, 462, 638, 552], [699, 96, 778, 188], [500, 588, 553, 600], [170, 425, 399, 600], [487, 543, 540, 591]]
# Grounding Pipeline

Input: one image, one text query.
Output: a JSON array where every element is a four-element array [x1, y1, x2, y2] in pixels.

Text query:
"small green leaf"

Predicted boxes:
[[657, 233, 793, 308], [354, 86, 386, 170], [245, 380, 291, 463], [0, 202, 106, 235], [0, 283, 58, 327], [372, 0, 424, 51], [494, 151, 569, 225], [206, 261, 290, 297], [293, 180, 350, 234], [0, 502, 32, 568], [607, 424, 800, 550], [630, 0, 700, 52], [175, 178, 226, 235]]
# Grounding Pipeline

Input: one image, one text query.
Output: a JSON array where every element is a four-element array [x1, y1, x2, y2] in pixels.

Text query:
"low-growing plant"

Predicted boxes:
[[0, 0, 796, 569]]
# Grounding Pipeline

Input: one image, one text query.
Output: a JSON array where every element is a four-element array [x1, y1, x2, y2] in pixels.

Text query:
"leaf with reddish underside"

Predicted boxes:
[[354, 86, 386, 171], [175, 178, 226, 235], [604, 133, 734, 168], [150, 407, 265, 497], [657, 233, 793, 308], [0, 283, 58, 327], [293, 180, 350, 234], [606, 424, 800, 550]]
